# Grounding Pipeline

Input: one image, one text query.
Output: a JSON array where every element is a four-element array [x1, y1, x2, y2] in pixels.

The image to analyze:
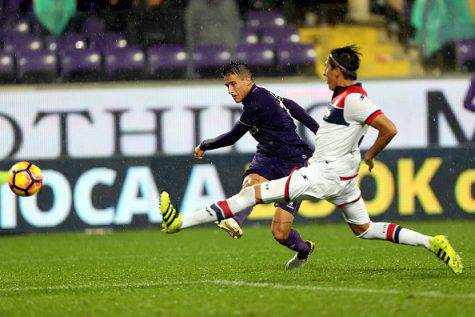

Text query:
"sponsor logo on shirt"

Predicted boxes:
[[249, 126, 259, 134]]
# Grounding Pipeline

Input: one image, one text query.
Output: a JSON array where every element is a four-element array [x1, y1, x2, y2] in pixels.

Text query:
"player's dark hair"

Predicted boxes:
[[221, 61, 253, 79], [328, 45, 361, 80]]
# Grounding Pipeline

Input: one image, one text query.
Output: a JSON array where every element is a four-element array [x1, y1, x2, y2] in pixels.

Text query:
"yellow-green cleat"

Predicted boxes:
[[160, 192, 182, 233], [429, 235, 463, 274]]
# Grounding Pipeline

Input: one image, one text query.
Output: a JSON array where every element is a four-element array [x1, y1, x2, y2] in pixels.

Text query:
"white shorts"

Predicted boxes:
[[260, 161, 370, 224]]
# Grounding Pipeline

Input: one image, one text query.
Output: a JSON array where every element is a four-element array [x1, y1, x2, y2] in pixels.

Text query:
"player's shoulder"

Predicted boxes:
[[344, 84, 367, 98], [344, 92, 369, 104], [343, 89, 375, 109], [254, 85, 278, 101], [251, 85, 280, 109], [343, 87, 379, 120]]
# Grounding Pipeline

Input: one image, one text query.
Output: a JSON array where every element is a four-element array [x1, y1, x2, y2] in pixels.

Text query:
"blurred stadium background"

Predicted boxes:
[[0, 1, 474, 316], [0, 0, 473, 82]]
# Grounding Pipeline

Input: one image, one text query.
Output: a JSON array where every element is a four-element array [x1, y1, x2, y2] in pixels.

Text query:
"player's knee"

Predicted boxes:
[[351, 222, 371, 238], [343, 198, 371, 236], [235, 186, 258, 206], [242, 174, 266, 188], [272, 230, 289, 242], [242, 178, 258, 188], [240, 176, 265, 204]]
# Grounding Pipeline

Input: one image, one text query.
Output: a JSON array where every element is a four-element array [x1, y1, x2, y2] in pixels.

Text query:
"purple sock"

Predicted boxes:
[[233, 209, 252, 227], [276, 229, 311, 259]]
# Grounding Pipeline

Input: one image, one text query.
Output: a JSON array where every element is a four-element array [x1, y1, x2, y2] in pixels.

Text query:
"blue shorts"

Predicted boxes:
[[243, 154, 308, 216]]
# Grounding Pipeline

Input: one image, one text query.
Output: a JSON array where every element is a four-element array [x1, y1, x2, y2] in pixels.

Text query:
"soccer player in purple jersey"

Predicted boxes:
[[192, 61, 319, 268]]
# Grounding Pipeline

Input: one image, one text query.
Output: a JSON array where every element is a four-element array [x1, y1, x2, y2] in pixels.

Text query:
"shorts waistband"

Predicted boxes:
[[339, 174, 358, 181]]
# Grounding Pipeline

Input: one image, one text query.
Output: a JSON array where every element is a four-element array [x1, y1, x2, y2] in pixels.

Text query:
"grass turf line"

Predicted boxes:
[[0, 220, 473, 317]]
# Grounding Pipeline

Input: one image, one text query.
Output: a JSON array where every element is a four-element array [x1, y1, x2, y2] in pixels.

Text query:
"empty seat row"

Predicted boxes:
[[0, 43, 316, 83]]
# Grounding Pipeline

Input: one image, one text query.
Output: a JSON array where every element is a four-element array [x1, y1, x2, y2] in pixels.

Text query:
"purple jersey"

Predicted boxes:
[[238, 84, 314, 161], [200, 84, 318, 162], [200, 84, 318, 216]]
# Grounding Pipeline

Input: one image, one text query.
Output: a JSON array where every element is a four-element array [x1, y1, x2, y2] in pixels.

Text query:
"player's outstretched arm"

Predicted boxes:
[[364, 114, 397, 171], [282, 98, 319, 134], [195, 122, 249, 159]]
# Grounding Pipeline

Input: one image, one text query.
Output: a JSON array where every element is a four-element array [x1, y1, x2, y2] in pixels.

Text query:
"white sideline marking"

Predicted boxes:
[[204, 280, 475, 300], [0, 280, 474, 300]]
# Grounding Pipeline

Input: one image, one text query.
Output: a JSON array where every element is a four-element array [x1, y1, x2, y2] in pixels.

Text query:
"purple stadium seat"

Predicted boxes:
[[277, 43, 315, 74], [105, 45, 145, 80], [455, 39, 475, 71], [242, 28, 259, 45], [61, 48, 103, 81], [17, 50, 58, 82], [90, 32, 128, 51], [81, 14, 106, 36], [237, 44, 276, 76], [4, 0, 20, 17], [236, 44, 274, 67], [246, 11, 286, 30], [44, 36, 60, 52], [1, 17, 31, 37], [192, 45, 231, 70], [62, 34, 88, 51], [192, 45, 231, 78], [3, 34, 43, 54], [147, 44, 187, 69], [47, 34, 88, 53], [147, 44, 187, 79], [261, 27, 300, 45], [0, 50, 15, 82]]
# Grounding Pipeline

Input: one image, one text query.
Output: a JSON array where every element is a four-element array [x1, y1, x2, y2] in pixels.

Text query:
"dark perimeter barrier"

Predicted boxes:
[[0, 147, 473, 234]]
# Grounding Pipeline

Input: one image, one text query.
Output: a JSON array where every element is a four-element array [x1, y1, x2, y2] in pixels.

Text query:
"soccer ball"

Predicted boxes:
[[8, 161, 43, 197]]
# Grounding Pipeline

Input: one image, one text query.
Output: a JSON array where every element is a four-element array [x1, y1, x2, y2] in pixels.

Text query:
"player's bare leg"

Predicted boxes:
[[271, 208, 293, 243], [344, 199, 463, 274], [271, 208, 315, 270], [217, 173, 265, 239]]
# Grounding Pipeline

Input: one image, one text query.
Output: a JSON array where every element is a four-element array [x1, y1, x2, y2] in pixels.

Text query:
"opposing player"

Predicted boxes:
[[161, 45, 463, 274], [192, 61, 319, 269]]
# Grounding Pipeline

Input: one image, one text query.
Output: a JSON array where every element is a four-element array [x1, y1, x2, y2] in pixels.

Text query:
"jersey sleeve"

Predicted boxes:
[[282, 98, 319, 134], [343, 93, 382, 124], [200, 121, 249, 151]]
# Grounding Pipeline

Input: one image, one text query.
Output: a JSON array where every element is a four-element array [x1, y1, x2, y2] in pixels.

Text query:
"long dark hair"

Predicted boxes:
[[329, 45, 362, 80]]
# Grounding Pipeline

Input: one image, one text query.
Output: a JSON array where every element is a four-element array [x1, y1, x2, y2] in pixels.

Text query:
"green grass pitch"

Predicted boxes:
[[0, 220, 473, 316]]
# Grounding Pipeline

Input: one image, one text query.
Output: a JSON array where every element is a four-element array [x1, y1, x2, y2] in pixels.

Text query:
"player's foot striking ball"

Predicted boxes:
[[8, 161, 43, 197], [160, 192, 181, 233]]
